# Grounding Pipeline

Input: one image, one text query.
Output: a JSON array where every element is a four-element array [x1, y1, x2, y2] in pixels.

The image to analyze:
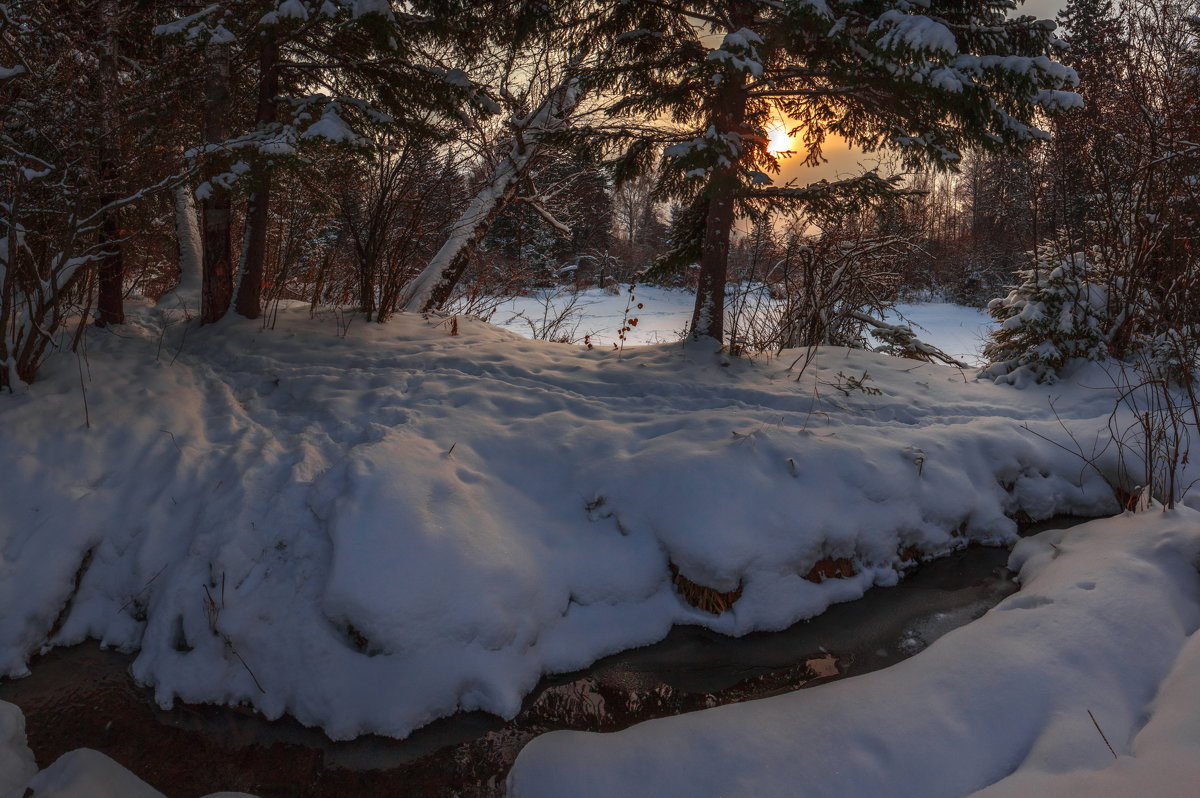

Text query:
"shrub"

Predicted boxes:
[[983, 247, 1111, 383]]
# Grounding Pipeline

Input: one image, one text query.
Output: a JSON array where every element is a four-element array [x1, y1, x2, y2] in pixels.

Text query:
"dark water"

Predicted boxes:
[[0, 518, 1086, 797]]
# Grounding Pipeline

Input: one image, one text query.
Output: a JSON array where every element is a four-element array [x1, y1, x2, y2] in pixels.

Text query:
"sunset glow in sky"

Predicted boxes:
[[762, 0, 1065, 185], [765, 122, 793, 155]]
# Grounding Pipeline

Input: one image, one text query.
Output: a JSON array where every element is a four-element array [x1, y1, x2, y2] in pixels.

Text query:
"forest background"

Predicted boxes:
[[1, 0, 1197, 386]]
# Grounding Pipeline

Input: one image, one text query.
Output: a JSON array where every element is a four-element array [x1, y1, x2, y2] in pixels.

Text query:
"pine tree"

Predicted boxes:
[[1057, 0, 1124, 66], [981, 0, 1200, 370], [983, 246, 1110, 383], [1, 0, 194, 386]]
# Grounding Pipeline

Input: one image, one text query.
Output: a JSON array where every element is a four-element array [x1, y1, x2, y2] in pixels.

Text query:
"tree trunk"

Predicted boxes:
[[174, 183, 203, 297], [96, 202, 124, 326], [157, 181, 204, 316], [95, 12, 123, 326], [201, 41, 233, 324], [236, 32, 280, 320], [359, 248, 378, 320], [411, 202, 514, 313], [689, 70, 748, 343]]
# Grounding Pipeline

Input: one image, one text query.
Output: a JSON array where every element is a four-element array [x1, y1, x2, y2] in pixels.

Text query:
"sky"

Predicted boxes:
[[772, 0, 1068, 188]]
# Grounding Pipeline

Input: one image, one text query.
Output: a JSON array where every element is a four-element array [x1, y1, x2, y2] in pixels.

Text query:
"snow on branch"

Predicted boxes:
[[869, 11, 958, 56], [851, 311, 968, 367], [152, 5, 223, 39], [517, 197, 574, 236], [744, 171, 918, 215]]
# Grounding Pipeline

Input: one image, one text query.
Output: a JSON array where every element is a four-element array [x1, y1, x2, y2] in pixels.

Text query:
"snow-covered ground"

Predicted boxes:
[[490, 284, 694, 347], [509, 510, 1200, 797], [881, 301, 994, 365], [2, 295, 1198, 796], [491, 285, 994, 364]]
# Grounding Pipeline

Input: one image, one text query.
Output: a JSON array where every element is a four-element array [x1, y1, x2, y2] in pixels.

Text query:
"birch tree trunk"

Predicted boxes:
[[155, 182, 204, 313], [401, 79, 583, 314]]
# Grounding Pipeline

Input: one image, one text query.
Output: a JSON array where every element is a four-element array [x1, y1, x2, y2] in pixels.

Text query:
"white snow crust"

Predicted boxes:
[[300, 105, 367, 146], [509, 509, 1200, 797], [2, 740, 256, 798], [493, 286, 993, 364], [1, 296, 1199, 796], [0, 701, 36, 797]]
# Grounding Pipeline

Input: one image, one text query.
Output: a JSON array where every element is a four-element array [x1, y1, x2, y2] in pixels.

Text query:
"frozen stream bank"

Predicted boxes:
[[0, 519, 1085, 797]]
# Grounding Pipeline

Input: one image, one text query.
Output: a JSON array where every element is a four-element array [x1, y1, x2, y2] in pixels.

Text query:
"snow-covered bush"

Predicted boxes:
[[868, 318, 960, 364], [983, 247, 1111, 383], [1144, 326, 1200, 386]]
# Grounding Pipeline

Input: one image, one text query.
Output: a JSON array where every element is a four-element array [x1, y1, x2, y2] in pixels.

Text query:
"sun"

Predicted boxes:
[[766, 122, 793, 155]]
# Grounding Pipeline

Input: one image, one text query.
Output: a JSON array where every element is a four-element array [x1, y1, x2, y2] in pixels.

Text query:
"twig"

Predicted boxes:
[[118, 564, 168, 614], [1088, 709, 1118, 759], [160, 428, 183, 453], [170, 320, 191, 365], [228, 642, 266, 694], [202, 573, 265, 694], [76, 351, 90, 429], [1019, 396, 1113, 489]]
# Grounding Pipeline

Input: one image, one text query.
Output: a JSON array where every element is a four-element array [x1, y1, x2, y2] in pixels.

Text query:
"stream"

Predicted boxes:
[[0, 518, 1086, 797]]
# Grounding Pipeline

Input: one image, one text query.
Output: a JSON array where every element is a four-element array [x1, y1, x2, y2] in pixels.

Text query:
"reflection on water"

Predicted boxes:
[[0, 519, 1088, 797]]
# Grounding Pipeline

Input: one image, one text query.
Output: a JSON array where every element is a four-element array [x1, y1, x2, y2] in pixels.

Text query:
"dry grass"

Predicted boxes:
[[669, 562, 743, 615], [803, 557, 856, 583]]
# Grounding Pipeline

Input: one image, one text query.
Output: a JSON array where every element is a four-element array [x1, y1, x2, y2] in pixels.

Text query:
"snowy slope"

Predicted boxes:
[[0, 300, 1134, 740], [0, 297, 1197, 795], [509, 510, 1200, 797]]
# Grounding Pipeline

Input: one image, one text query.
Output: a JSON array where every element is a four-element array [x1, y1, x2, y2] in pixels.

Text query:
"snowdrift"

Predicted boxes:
[[0, 299, 1142, 742], [509, 510, 1200, 797]]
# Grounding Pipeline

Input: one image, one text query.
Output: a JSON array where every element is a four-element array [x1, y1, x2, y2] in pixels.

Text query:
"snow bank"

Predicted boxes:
[[23, 748, 177, 798], [0, 701, 36, 797], [509, 510, 1200, 797], [0, 299, 1159, 744]]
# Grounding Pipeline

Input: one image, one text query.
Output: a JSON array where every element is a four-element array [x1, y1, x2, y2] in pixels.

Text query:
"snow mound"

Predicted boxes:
[[0, 301, 1142, 740], [509, 510, 1200, 797], [0, 700, 36, 797], [2, 731, 256, 798]]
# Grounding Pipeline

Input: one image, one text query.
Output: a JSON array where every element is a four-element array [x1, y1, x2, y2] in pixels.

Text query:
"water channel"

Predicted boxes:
[[0, 517, 1088, 797]]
